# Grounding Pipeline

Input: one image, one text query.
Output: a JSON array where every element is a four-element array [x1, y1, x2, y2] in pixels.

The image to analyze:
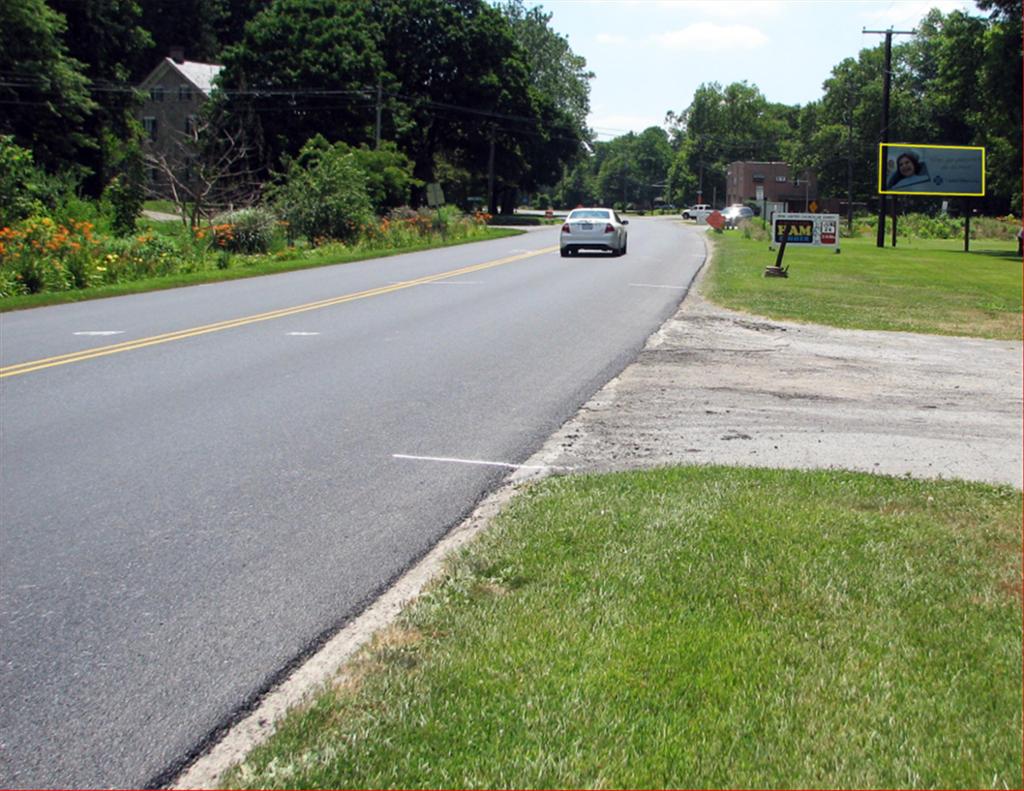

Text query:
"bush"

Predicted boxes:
[[0, 136, 77, 227], [0, 216, 101, 293], [210, 207, 278, 254], [270, 138, 374, 245], [104, 174, 145, 237]]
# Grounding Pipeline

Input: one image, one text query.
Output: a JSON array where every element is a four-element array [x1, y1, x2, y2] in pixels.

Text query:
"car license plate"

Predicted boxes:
[[580, 223, 593, 230]]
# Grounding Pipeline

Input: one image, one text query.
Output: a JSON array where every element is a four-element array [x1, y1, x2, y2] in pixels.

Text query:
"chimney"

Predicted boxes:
[[169, 47, 185, 64]]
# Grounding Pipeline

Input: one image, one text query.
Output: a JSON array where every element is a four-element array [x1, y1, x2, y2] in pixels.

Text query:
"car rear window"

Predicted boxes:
[[569, 210, 611, 220]]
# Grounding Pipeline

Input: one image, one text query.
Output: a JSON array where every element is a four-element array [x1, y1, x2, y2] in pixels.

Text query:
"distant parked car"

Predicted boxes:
[[560, 207, 628, 257], [722, 205, 755, 228], [681, 204, 711, 220]]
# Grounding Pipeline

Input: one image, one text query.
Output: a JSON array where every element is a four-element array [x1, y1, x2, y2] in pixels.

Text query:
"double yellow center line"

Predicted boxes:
[[1, 246, 557, 379]]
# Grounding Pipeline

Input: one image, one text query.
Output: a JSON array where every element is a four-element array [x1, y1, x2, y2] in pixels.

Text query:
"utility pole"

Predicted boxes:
[[863, 27, 915, 248], [845, 91, 854, 234], [487, 126, 496, 215], [374, 79, 382, 149]]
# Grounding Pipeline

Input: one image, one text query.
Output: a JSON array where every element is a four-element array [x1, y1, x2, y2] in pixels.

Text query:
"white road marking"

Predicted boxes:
[[73, 331, 125, 336], [392, 453, 572, 471], [628, 283, 687, 290], [287, 332, 321, 336]]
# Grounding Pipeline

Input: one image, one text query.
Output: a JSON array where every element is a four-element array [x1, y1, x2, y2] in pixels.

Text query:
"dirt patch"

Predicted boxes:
[[529, 256, 1022, 489]]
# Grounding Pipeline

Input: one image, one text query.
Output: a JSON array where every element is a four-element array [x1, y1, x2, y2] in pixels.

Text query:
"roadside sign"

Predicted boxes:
[[706, 210, 725, 231], [878, 143, 985, 197], [426, 182, 445, 207], [770, 212, 840, 252]]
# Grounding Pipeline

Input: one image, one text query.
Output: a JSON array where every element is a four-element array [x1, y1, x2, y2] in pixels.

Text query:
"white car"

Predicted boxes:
[[681, 204, 712, 220], [560, 208, 629, 257]]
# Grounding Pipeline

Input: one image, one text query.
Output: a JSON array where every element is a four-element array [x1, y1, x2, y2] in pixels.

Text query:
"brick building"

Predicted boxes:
[[725, 161, 819, 213]]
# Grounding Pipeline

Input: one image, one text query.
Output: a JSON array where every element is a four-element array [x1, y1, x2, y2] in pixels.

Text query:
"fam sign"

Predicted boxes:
[[878, 143, 985, 197], [770, 213, 840, 252]]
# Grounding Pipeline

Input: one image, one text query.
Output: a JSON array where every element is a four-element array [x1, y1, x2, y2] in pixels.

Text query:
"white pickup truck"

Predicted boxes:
[[681, 204, 712, 221]]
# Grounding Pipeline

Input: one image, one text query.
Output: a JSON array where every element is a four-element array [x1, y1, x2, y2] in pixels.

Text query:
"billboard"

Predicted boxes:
[[770, 213, 840, 251], [878, 143, 985, 197]]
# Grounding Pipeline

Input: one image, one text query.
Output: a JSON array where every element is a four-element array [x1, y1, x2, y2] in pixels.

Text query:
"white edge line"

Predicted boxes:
[[392, 453, 573, 471]]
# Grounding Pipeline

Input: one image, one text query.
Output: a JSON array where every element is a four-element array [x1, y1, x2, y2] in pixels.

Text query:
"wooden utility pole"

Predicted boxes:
[[374, 80, 382, 149], [487, 126, 496, 215], [863, 27, 915, 248]]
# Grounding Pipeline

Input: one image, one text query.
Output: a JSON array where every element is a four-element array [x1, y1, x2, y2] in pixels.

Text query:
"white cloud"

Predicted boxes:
[[653, 22, 769, 51], [595, 32, 630, 45], [657, 0, 785, 18]]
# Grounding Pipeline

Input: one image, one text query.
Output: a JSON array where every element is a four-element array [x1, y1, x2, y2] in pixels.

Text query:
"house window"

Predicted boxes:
[[150, 85, 165, 102], [775, 175, 787, 182], [143, 116, 158, 141], [178, 84, 193, 101], [752, 173, 765, 182]]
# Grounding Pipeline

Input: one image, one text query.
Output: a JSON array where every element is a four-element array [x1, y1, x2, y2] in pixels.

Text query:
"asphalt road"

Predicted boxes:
[[0, 217, 706, 788]]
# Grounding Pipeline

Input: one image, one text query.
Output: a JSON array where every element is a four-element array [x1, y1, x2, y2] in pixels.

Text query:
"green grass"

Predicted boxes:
[[704, 234, 1022, 340], [0, 228, 522, 312], [226, 467, 1022, 789], [142, 199, 180, 215]]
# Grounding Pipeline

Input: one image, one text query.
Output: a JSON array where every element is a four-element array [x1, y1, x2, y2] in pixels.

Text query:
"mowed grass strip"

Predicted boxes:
[[704, 234, 1022, 340], [226, 467, 1022, 789]]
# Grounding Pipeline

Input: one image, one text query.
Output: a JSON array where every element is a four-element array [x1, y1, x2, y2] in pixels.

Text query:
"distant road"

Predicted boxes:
[[0, 217, 706, 788]]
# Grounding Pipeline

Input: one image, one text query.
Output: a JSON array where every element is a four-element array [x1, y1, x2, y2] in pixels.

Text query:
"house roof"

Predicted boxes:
[[139, 58, 223, 96], [173, 60, 222, 94]]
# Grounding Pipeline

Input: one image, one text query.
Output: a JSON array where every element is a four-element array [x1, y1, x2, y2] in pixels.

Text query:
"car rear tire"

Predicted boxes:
[[560, 247, 569, 258]]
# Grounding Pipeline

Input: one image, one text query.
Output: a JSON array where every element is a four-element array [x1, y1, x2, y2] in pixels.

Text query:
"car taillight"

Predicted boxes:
[[562, 223, 571, 233], [604, 223, 615, 233]]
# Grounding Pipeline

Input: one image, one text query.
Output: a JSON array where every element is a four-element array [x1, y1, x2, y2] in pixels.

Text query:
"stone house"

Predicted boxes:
[[137, 49, 223, 196]]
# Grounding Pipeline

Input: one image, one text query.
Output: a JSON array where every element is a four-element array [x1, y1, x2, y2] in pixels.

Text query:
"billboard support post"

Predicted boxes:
[[964, 199, 971, 253], [891, 196, 898, 247]]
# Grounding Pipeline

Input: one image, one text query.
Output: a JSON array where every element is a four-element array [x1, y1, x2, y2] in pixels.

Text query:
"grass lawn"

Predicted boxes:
[[226, 467, 1022, 790], [704, 234, 1022, 340], [0, 227, 522, 312]]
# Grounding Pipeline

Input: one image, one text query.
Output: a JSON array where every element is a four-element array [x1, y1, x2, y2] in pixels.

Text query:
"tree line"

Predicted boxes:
[[0, 0, 1019, 220], [552, 0, 1019, 217], [0, 0, 592, 215]]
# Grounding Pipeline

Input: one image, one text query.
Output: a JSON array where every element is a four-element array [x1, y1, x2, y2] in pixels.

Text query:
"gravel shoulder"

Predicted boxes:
[[530, 238, 1023, 489]]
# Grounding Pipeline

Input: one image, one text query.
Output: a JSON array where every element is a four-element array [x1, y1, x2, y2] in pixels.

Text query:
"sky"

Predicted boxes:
[[536, 0, 982, 140]]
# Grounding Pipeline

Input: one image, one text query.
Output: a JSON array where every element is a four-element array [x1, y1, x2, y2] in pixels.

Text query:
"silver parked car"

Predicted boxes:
[[722, 204, 755, 228], [560, 208, 629, 257]]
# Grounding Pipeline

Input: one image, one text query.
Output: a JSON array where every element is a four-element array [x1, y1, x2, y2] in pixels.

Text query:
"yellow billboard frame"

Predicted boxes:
[[877, 143, 986, 197]]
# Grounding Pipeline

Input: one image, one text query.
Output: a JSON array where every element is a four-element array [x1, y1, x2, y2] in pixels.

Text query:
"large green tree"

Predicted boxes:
[[0, 0, 96, 176], [217, 0, 384, 169], [48, 0, 152, 195], [664, 82, 797, 206]]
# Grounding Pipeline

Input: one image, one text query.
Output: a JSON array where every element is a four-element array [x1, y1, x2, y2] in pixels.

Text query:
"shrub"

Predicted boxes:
[[0, 216, 100, 293], [210, 207, 278, 254], [104, 174, 145, 237], [0, 136, 76, 227], [269, 138, 375, 245]]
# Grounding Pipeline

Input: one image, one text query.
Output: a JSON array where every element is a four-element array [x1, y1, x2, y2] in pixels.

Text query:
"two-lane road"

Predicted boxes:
[[0, 217, 706, 788]]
